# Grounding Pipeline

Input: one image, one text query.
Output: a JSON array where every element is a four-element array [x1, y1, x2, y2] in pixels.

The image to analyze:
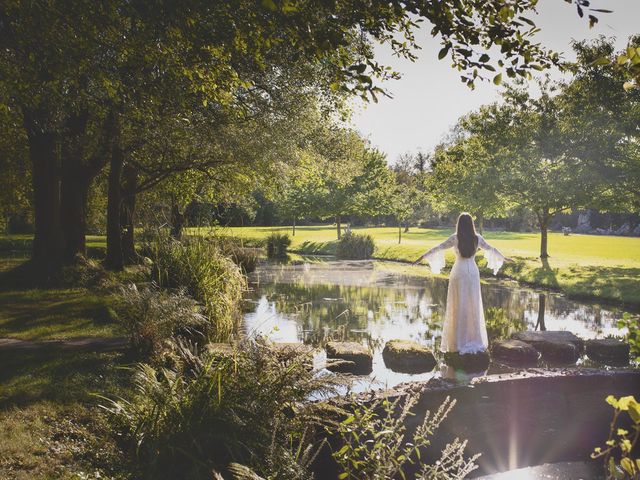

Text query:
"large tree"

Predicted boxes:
[[0, 0, 609, 268]]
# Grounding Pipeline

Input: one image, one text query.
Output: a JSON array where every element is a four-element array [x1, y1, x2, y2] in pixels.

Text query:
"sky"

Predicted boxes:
[[351, 0, 640, 163]]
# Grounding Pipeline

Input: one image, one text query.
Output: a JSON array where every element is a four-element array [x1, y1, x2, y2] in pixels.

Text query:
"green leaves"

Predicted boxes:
[[493, 73, 503, 85]]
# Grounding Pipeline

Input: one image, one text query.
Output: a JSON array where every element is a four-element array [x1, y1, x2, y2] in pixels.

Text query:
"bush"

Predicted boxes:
[[211, 236, 261, 273], [591, 395, 640, 479], [116, 283, 206, 360], [335, 232, 375, 259], [149, 233, 246, 342], [103, 340, 345, 479], [332, 393, 478, 480], [266, 233, 291, 257]]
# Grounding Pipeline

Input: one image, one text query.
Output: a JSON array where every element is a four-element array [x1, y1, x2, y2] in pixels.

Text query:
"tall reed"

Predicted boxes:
[[148, 232, 246, 342]]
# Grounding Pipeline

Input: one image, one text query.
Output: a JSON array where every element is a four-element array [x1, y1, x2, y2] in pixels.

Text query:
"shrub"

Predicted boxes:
[[617, 313, 640, 363], [335, 233, 375, 259], [332, 393, 479, 479], [212, 236, 261, 273], [103, 340, 345, 479], [149, 233, 246, 342], [115, 283, 206, 360], [266, 233, 291, 257], [591, 395, 640, 479]]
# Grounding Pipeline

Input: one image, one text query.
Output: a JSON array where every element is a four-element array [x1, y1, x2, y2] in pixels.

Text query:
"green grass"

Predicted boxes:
[[202, 225, 640, 306], [0, 348, 133, 479], [0, 288, 122, 341]]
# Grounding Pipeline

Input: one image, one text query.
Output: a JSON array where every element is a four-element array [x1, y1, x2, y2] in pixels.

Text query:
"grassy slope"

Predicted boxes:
[[205, 225, 640, 306]]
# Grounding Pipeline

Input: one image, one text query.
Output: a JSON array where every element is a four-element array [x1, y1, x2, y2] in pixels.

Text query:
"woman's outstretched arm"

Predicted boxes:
[[477, 234, 512, 274], [412, 234, 456, 265]]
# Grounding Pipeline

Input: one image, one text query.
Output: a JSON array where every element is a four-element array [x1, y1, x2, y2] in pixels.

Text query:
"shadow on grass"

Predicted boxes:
[[0, 288, 118, 340], [0, 348, 133, 408], [297, 240, 336, 255]]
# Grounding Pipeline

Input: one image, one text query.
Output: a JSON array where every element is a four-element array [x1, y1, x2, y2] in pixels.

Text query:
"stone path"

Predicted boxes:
[[0, 336, 129, 352]]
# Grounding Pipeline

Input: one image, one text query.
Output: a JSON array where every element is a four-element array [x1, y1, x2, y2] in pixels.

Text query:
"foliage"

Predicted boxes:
[[149, 233, 246, 342], [102, 340, 346, 479], [592, 395, 640, 479], [336, 232, 375, 260], [332, 394, 478, 479], [210, 236, 261, 273], [266, 233, 292, 258], [617, 313, 640, 363], [115, 284, 206, 360]]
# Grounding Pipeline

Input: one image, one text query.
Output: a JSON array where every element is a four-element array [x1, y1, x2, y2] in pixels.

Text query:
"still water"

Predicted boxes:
[[243, 258, 631, 389]]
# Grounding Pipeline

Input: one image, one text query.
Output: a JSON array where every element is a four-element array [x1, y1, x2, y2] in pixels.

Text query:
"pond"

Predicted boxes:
[[243, 258, 632, 390]]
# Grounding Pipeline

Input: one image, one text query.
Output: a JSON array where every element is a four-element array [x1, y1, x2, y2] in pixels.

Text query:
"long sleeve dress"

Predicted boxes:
[[421, 234, 506, 354]]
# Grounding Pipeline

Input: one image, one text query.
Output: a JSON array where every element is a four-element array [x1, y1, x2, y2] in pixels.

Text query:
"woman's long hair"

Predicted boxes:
[[456, 213, 478, 258]]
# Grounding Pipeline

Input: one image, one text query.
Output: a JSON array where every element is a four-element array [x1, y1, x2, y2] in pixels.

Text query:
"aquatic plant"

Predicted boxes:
[[484, 307, 525, 341], [617, 313, 640, 363], [149, 232, 246, 342]]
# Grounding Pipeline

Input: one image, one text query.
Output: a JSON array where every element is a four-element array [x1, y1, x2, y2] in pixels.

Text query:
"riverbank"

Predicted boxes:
[[209, 226, 640, 307]]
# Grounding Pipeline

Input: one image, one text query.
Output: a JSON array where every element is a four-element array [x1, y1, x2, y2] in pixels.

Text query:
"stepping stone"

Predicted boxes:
[[512, 331, 584, 352], [511, 331, 583, 363], [325, 341, 373, 374], [443, 351, 490, 372], [491, 339, 540, 366], [382, 339, 436, 373], [586, 338, 630, 365]]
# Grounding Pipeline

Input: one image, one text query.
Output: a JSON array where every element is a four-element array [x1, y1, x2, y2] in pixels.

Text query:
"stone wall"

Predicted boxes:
[[313, 369, 640, 478]]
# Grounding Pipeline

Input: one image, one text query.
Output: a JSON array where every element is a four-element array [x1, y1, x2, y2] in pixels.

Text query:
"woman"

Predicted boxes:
[[414, 213, 510, 354]]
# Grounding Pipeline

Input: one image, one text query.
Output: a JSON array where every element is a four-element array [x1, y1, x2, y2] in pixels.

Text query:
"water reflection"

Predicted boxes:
[[243, 259, 630, 389]]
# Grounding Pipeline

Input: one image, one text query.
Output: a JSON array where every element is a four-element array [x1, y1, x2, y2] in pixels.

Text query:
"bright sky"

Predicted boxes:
[[352, 0, 640, 163]]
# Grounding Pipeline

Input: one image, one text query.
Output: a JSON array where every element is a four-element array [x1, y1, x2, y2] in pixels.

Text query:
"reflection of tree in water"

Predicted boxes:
[[245, 262, 629, 348]]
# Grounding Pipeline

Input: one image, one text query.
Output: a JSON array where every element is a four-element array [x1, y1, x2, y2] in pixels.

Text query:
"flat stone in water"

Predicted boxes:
[[443, 350, 490, 371], [491, 339, 540, 366], [325, 341, 373, 374], [586, 338, 630, 365], [382, 339, 436, 373], [512, 331, 584, 351], [512, 331, 583, 363]]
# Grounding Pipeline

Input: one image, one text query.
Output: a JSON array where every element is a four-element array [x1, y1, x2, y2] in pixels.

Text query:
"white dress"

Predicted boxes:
[[422, 234, 506, 354]]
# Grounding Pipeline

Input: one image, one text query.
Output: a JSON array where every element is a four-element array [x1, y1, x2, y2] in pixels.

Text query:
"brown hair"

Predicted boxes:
[[456, 213, 478, 258]]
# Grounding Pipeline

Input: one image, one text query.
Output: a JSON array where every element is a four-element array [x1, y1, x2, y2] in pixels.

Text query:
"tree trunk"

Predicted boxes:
[[336, 215, 341, 240], [120, 165, 137, 263], [404, 224, 409, 233], [59, 110, 93, 263], [539, 209, 550, 259], [398, 222, 402, 244], [171, 204, 185, 239], [535, 293, 547, 331], [292, 217, 296, 236], [26, 124, 64, 266], [476, 212, 484, 234], [60, 166, 91, 262], [105, 145, 124, 270]]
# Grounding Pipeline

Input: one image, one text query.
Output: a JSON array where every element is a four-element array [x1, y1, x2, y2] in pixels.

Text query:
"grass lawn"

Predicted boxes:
[[202, 225, 640, 307], [0, 252, 132, 479]]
